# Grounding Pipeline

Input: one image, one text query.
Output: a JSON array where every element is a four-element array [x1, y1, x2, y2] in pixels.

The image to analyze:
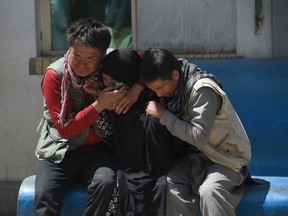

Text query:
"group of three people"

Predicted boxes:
[[34, 17, 251, 216]]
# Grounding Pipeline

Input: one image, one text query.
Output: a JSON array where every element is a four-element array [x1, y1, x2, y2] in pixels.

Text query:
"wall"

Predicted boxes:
[[236, 0, 272, 58], [0, 0, 42, 214], [0, 0, 41, 182], [134, 0, 276, 58], [272, 0, 288, 57], [134, 0, 237, 54]]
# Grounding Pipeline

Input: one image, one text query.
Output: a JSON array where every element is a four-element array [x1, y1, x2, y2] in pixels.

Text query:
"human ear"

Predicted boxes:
[[171, 70, 180, 80]]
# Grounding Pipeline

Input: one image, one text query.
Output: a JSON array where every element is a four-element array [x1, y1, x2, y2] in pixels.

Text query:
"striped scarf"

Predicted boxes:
[[166, 59, 222, 118], [59, 48, 113, 139], [58, 48, 98, 125]]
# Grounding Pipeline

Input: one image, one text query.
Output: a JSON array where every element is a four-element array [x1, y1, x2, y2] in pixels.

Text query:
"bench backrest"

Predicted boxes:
[[188, 58, 288, 177]]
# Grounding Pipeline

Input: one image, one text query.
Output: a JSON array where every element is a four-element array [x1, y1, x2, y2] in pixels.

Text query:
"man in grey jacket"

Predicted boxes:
[[139, 48, 251, 216]]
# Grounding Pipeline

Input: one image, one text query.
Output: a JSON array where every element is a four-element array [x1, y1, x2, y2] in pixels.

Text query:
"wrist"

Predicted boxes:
[[132, 83, 144, 95], [92, 100, 104, 113]]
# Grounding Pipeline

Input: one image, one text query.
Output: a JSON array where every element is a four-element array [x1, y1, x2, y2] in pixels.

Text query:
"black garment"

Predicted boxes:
[[109, 89, 182, 216]]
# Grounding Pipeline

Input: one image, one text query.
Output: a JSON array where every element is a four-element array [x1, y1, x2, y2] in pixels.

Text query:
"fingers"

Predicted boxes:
[[123, 103, 132, 114], [83, 77, 98, 87], [99, 86, 130, 113], [83, 84, 99, 97], [114, 98, 130, 114], [102, 86, 114, 92], [82, 77, 102, 98], [116, 102, 131, 114], [114, 85, 138, 114]]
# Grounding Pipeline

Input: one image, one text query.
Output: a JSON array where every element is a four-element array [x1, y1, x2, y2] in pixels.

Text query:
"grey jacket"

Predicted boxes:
[[160, 78, 251, 172]]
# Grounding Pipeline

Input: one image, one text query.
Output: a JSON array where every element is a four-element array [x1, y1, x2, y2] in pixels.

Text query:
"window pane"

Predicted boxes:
[[50, 0, 132, 51]]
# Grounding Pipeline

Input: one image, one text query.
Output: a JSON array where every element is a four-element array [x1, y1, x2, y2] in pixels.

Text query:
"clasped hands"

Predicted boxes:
[[82, 76, 140, 114], [145, 98, 166, 120]]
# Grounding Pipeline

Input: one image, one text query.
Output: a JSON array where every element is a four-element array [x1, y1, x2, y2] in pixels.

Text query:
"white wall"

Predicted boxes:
[[236, 0, 272, 58], [134, 0, 273, 58], [135, 0, 237, 54], [0, 0, 41, 181]]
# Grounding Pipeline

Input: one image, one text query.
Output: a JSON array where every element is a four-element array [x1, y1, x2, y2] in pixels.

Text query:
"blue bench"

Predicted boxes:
[[17, 175, 87, 216], [17, 58, 288, 215], [17, 175, 288, 216]]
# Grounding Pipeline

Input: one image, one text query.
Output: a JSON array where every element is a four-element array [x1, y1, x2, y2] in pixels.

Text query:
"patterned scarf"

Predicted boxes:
[[166, 59, 222, 118], [58, 48, 114, 139], [59, 48, 98, 125]]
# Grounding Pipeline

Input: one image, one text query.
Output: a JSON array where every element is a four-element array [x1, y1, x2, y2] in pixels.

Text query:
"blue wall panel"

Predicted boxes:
[[187, 58, 288, 176]]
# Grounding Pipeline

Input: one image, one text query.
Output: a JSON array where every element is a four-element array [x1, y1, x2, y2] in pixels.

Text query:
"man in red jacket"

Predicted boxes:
[[34, 18, 143, 216]]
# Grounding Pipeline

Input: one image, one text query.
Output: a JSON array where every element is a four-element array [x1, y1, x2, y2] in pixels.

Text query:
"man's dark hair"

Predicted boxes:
[[67, 18, 111, 54], [139, 48, 181, 83]]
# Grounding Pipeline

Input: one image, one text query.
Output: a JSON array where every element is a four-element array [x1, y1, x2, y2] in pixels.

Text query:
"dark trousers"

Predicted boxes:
[[34, 144, 116, 216]]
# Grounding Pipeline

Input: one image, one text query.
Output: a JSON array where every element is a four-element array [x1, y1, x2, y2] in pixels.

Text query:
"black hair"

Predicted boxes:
[[139, 48, 181, 83], [67, 18, 111, 54]]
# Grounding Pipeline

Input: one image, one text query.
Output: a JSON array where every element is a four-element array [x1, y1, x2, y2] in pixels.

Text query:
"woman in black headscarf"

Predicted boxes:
[[98, 49, 184, 216]]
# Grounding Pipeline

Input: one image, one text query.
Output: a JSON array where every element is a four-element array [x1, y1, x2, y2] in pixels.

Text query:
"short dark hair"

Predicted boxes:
[[67, 18, 111, 54], [139, 48, 181, 83]]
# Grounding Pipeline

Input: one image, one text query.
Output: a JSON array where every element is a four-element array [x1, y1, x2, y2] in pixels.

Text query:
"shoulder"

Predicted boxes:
[[45, 57, 65, 77], [44, 69, 62, 82], [42, 69, 62, 91], [192, 78, 225, 96]]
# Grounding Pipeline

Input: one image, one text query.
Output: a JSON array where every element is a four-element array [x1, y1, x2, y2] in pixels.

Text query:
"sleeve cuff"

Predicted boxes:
[[85, 105, 101, 121], [160, 110, 177, 126]]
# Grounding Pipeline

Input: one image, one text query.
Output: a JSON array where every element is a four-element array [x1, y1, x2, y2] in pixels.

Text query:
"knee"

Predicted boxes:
[[35, 181, 52, 200], [34, 190, 46, 203], [199, 181, 221, 202], [34, 182, 64, 205], [88, 167, 116, 193]]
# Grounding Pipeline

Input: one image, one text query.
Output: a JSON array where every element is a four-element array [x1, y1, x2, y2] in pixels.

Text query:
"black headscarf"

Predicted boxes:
[[100, 49, 141, 87]]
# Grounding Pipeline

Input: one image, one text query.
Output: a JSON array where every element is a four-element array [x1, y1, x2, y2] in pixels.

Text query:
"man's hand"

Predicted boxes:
[[93, 86, 126, 113], [82, 76, 101, 98], [145, 100, 166, 120], [114, 83, 144, 114]]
